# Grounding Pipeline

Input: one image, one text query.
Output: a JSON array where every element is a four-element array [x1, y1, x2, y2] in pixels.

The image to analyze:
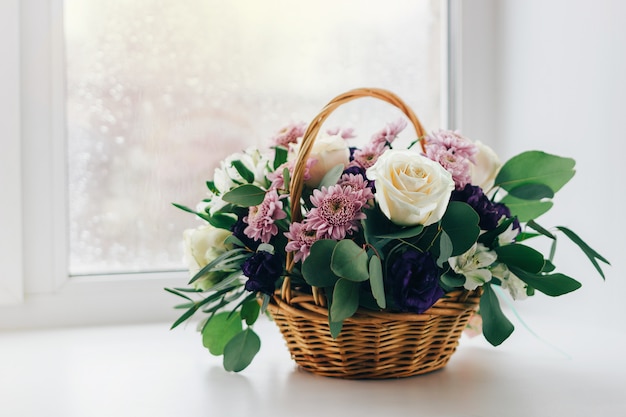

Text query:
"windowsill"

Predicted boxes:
[[2, 314, 625, 416]]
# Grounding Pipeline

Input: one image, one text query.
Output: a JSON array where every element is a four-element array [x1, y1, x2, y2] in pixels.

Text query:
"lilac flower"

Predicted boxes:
[[271, 122, 306, 147], [424, 130, 478, 189], [242, 250, 282, 295], [284, 221, 318, 262], [389, 249, 444, 313], [451, 184, 520, 231], [371, 118, 408, 146], [243, 189, 287, 243], [342, 165, 376, 193], [307, 185, 368, 240], [267, 159, 315, 190]]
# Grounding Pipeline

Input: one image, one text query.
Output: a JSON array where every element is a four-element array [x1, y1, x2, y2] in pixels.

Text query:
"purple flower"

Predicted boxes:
[[451, 184, 520, 231], [307, 184, 368, 240], [389, 249, 444, 314], [242, 251, 282, 295]]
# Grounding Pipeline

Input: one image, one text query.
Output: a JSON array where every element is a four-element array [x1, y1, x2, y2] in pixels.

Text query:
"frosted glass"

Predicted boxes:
[[64, 0, 442, 275]]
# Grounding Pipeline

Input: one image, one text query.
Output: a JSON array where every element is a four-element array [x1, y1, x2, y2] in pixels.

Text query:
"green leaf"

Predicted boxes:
[[170, 304, 200, 330], [231, 160, 255, 183], [363, 205, 418, 241], [556, 226, 610, 279], [331, 240, 369, 282], [241, 298, 261, 325], [206, 213, 237, 230], [329, 319, 344, 339], [273, 146, 288, 170], [164, 287, 193, 302], [223, 329, 261, 372], [222, 184, 266, 207], [437, 230, 453, 267], [480, 284, 514, 346], [206, 180, 218, 194], [441, 201, 480, 256], [368, 255, 386, 309], [499, 195, 553, 222], [510, 267, 582, 297], [172, 202, 211, 222], [440, 273, 465, 288], [302, 240, 340, 287], [494, 151, 576, 194], [202, 311, 243, 355], [527, 220, 556, 239], [330, 278, 360, 322], [318, 163, 345, 189], [507, 183, 554, 200], [495, 244, 545, 274]]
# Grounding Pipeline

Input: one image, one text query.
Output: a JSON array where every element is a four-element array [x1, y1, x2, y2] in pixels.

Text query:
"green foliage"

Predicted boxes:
[[231, 160, 255, 183], [556, 226, 610, 279], [510, 267, 582, 297], [440, 201, 481, 256], [480, 284, 514, 346], [223, 329, 261, 372], [202, 312, 243, 355], [330, 279, 360, 323], [494, 151, 576, 194], [499, 195, 553, 222], [331, 240, 369, 282], [495, 244, 545, 274], [368, 255, 386, 309], [222, 184, 266, 207], [302, 240, 340, 287]]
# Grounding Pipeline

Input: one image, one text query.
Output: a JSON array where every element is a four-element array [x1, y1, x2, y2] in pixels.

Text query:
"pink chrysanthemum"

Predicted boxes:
[[338, 173, 375, 202], [243, 189, 287, 243], [424, 129, 478, 189], [267, 158, 314, 190], [371, 118, 408, 146], [271, 122, 306, 147], [284, 221, 318, 263], [426, 146, 473, 189], [306, 185, 368, 240], [326, 127, 357, 139], [424, 129, 477, 162], [350, 141, 388, 170]]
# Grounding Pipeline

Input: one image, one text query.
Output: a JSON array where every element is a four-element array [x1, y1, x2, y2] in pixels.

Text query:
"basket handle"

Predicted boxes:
[[282, 87, 427, 304]]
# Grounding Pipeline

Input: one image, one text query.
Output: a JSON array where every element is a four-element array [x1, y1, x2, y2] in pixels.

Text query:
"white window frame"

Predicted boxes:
[[1, 0, 489, 329]]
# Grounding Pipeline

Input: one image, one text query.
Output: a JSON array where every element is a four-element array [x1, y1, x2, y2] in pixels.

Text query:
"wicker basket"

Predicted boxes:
[[269, 88, 481, 379]]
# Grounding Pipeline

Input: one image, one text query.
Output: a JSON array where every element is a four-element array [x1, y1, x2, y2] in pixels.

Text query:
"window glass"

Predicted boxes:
[[65, 0, 442, 275]]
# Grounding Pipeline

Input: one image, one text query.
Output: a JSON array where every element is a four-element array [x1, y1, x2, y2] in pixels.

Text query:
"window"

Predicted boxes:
[[1, 0, 459, 328]]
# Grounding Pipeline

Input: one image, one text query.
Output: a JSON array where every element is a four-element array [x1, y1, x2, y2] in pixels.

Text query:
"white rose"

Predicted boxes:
[[213, 147, 270, 193], [290, 132, 350, 188], [182, 224, 233, 290], [366, 149, 455, 226], [469, 141, 501, 192]]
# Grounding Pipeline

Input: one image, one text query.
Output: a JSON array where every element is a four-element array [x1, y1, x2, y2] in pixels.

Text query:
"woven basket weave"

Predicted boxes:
[[269, 88, 481, 379]]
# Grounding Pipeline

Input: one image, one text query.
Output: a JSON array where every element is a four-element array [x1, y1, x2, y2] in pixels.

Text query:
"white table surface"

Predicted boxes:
[[1, 312, 625, 417]]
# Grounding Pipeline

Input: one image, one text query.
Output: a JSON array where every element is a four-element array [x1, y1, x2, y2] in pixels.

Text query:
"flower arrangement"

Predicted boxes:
[[167, 88, 608, 375]]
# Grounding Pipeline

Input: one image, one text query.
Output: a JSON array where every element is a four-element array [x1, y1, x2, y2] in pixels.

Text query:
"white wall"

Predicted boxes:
[[462, 0, 626, 327]]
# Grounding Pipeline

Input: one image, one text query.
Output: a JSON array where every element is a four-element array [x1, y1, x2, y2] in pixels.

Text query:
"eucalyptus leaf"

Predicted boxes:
[[495, 244, 545, 274], [231, 160, 255, 183], [441, 201, 480, 256], [368, 255, 386, 309], [331, 240, 369, 282], [437, 230, 453, 267], [202, 311, 243, 355], [207, 213, 237, 230], [241, 298, 261, 325], [273, 146, 288, 170], [480, 284, 514, 346], [499, 195, 553, 222], [507, 183, 554, 200], [329, 319, 344, 339], [330, 279, 360, 322], [318, 163, 346, 189], [223, 329, 261, 372], [440, 273, 465, 288], [527, 220, 556, 239], [510, 267, 582, 296], [302, 240, 339, 287], [494, 151, 576, 193], [222, 184, 266, 207]]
